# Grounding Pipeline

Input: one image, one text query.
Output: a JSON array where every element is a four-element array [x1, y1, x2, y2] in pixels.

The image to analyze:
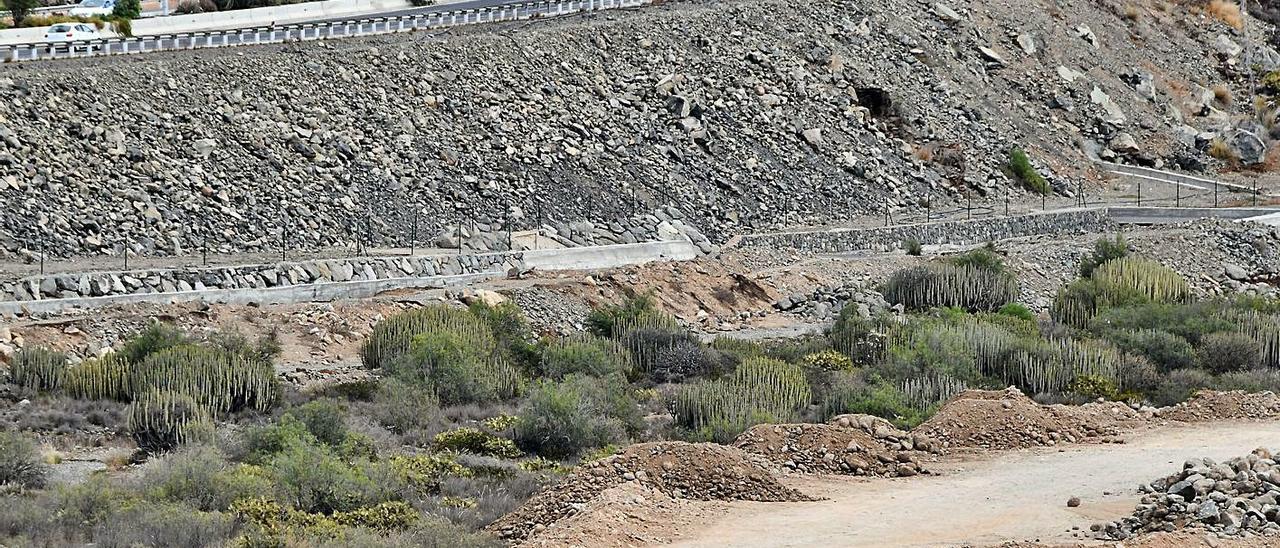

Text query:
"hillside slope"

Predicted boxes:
[[0, 0, 1270, 258]]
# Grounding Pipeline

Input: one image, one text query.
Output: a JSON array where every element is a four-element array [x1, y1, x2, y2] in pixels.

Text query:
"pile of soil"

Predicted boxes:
[[733, 423, 928, 477], [914, 388, 1143, 450], [487, 442, 811, 543], [1157, 390, 1280, 422], [517, 482, 696, 548]]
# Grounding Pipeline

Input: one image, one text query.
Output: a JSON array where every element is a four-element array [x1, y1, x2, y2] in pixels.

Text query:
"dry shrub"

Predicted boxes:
[[1209, 138, 1239, 162], [1206, 0, 1245, 30], [1123, 4, 1142, 21], [1213, 84, 1233, 106], [913, 144, 935, 163]]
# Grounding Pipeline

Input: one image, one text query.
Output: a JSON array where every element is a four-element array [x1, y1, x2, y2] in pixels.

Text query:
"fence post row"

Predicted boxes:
[[3, 0, 650, 60]]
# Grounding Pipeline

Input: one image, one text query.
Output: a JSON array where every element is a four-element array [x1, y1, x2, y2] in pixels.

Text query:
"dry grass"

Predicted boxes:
[[1206, 0, 1245, 30], [1209, 138, 1240, 163], [913, 144, 935, 163], [1213, 84, 1233, 106], [1123, 4, 1142, 21]]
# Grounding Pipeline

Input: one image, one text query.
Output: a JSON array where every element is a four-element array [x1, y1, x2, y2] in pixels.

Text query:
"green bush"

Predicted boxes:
[[1055, 258, 1191, 328], [996, 302, 1036, 322], [359, 379, 441, 443], [615, 327, 693, 379], [132, 345, 278, 415], [117, 323, 189, 364], [1151, 368, 1215, 406], [112, 0, 141, 18], [126, 390, 215, 452], [584, 294, 674, 338], [384, 330, 521, 406], [1104, 329, 1195, 372], [948, 244, 1005, 273], [1214, 369, 1280, 393], [289, 399, 349, 448], [8, 347, 67, 392], [468, 301, 539, 371], [820, 373, 924, 428], [266, 440, 403, 515], [390, 454, 471, 494], [1196, 332, 1261, 374], [514, 374, 638, 459], [0, 430, 47, 489], [1090, 302, 1235, 345], [1067, 374, 1118, 400], [431, 428, 521, 459], [361, 305, 494, 371], [883, 263, 1018, 312], [902, 237, 922, 256], [142, 445, 236, 511], [1008, 147, 1050, 195], [1078, 234, 1129, 278], [91, 501, 234, 548], [539, 336, 633, 380]]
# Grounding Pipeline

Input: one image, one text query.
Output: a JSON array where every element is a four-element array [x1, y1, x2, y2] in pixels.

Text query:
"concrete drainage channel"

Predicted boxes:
[[0, 239, 697, 316]]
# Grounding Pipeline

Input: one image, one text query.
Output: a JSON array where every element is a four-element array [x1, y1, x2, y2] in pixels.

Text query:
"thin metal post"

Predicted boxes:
[[966, 193, 972, 220], [123, 234, 129, 271], [280, 227, 286, 263], [1004, 193, 1009, 216], [202, 231, 208, 266], [1041, 191, 1046, 211], [456, 215, 463, 255], [1214, 182, 1219, 208], [1137, 181, 1142, 207], [39, 235, 45, 276], [411, 210, 418, 256]]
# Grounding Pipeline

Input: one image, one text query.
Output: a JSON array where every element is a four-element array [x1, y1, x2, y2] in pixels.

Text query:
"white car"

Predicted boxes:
[[43, 23, 101, 42], [68, 0, 117, 16]]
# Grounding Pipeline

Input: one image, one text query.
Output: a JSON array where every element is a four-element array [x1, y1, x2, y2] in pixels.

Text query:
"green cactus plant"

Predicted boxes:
[[126, 390, 214, 452], [673, 357, 811, 440], [883, 263, 1018, 312], [7, 347, 68, 392], [360, 305, 495, 371]]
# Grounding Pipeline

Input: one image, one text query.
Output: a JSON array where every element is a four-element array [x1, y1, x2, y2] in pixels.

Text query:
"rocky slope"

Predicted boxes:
[[0, 0, 1271, 259]]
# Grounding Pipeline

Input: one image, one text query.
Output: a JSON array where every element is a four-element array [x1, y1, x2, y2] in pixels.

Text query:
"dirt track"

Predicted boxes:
[[667, 421, 1280, 548]]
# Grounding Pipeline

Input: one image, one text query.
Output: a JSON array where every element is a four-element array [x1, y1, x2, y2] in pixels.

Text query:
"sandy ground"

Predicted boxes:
[[664, 421, 1280, 548]]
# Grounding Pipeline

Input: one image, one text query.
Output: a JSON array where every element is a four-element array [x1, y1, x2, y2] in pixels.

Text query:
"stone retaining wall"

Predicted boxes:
[[2, 252, 519, 303], [736, 208, 1114, 253]]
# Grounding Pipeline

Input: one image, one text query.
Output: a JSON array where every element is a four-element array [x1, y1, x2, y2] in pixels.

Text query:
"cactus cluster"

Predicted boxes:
[[1226, 310, 1280, 369], [126, 390, 215, 452], [360, 306, 495, 370], [883, 264, 1018, 312], [900, 374, 967, 412], [540, 335, 634, 380], [1053, 257, 1190, 328], [673, 357, 811, 436], [612, 309, 687, 376], [64, 345, 277, 415], [7, 347, 68, 392]]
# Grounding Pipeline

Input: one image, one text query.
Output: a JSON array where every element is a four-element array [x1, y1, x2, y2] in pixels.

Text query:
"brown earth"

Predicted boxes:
[[1155, 390, 1280, 422], [486, 442, 812, 544], [914, 388, 1147, 450]]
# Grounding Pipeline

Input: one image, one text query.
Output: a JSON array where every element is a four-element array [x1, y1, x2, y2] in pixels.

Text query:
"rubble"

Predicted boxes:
[[733, 422, 933, 477], [1096, 448, 1280, 540], [913, 387, 1144, 450], [1156, 390, 1280, 422]]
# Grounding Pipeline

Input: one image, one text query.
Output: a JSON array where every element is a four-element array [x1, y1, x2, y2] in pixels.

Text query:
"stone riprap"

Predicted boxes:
[[736, 208, 1113, 254], [0, 0, 1261, 260]]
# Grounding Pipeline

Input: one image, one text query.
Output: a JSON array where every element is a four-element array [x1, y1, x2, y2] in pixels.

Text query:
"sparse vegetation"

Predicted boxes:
[[1205, 0, 1244, 30], [1007, 147, 1051, 195]]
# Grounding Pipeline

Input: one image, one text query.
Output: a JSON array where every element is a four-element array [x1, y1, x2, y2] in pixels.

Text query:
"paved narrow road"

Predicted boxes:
[[668, 421, 1280, 548]]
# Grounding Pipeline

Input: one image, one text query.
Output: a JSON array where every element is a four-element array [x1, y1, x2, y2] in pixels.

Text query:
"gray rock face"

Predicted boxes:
[[0, 0, 1245, 263]]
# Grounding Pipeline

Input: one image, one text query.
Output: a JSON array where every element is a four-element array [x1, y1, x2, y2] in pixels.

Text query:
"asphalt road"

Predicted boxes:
[[4, 0, 583, 61]]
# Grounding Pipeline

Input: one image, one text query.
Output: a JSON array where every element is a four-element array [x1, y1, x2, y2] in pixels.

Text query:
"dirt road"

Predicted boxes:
[[668, 421, 1280, 548]]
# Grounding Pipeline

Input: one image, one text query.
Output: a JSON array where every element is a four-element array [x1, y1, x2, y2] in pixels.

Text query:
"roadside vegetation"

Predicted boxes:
[[3, 239, 1279, 544]]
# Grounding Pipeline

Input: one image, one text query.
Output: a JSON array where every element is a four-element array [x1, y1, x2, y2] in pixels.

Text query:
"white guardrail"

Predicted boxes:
[[0, 0, 647, 62]]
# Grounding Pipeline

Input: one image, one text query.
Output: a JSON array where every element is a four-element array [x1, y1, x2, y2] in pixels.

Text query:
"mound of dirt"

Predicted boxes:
[[733, 423, 928, 477], [1157, 390, 1280, 422], [517, 482, 696, 548], [487, 442, 811, 543], [914, 387, 1143, 450]]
